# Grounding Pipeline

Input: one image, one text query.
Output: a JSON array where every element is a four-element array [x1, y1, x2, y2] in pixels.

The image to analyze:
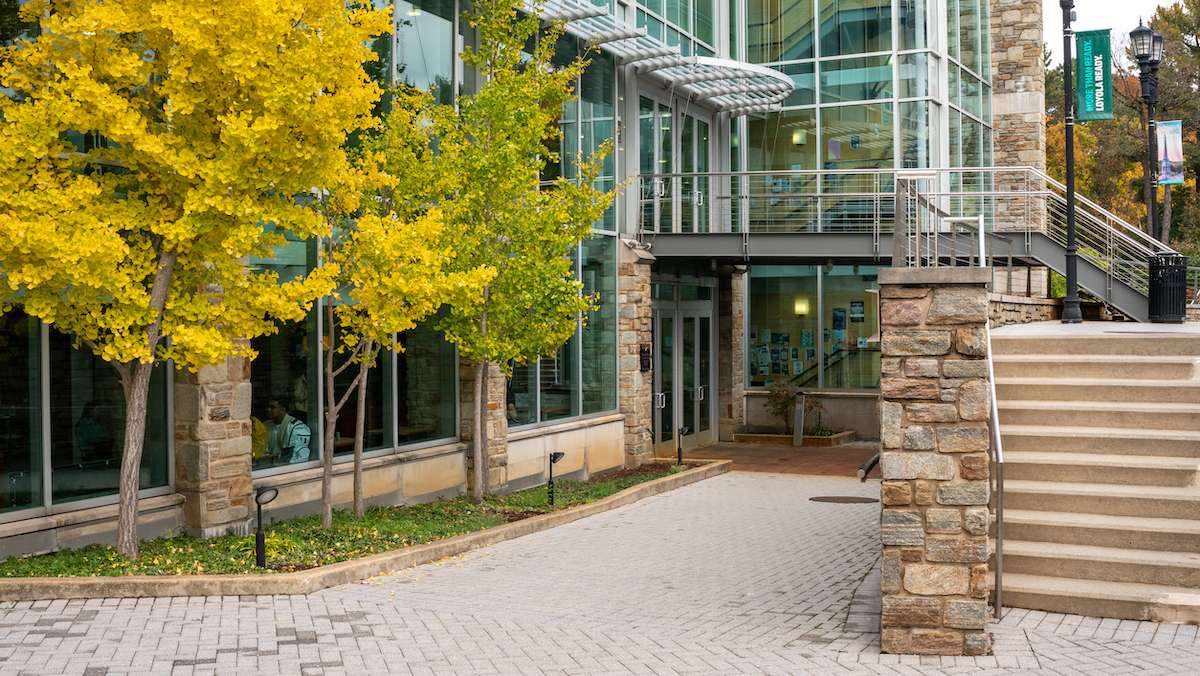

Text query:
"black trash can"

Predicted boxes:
[[1149, 253, 1187, 324]]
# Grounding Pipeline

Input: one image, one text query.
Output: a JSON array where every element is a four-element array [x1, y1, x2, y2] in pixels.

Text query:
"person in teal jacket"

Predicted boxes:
[[265, 397, 311, 464]]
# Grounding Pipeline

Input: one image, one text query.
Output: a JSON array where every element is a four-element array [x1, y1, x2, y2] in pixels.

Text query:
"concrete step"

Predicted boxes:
[[1001, 572, 1200, 622], [1002, 539, 1200, 588], [995, 378, 1200, 404], [993, 355, 1200, 381], [1000, 425, 1200, 458], [998, 400, 1200, 432], [992, 334, 1200, 357], [1002, 509, 1200, 553], [1004, 452, 1200, 487], [1004, 480, 1200, 519]]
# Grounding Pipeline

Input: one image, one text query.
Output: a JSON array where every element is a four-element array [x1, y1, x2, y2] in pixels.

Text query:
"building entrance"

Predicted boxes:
[[651, 282, 716, 457]]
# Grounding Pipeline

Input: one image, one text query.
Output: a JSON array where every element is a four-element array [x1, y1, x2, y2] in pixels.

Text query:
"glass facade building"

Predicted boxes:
[[0, 0, 995, 538]]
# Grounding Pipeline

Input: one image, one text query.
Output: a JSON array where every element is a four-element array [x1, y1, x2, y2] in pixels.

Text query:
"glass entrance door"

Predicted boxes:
[[639, 96, 673, 233], [679, 115, 711, 233], [652, 292, 715, 456]]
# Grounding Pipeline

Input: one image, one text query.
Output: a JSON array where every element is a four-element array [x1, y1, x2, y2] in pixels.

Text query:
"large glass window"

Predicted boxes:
[[580, 54, 617, 232], [249, 235, 318, 472], [821, 266, 880, 390], [898, 0, 928, 50], [780, 62, 817, 106], [507, 364, 537, 426], [581, 236, 617, 414], [747, 0, 815, 62], [899, 52, 931, 99], [819, 0, 891, 57], [748, 109, 817, 171], [819, 55, 892, 103], [395, 0, 456, 105], [540, 336, 578, 422], [748, 266, 819, 389], [820, 103, 894, 170], [900, 100, 932, 168], [333, 351, 390, 457], [0, 312, 40, 514], [396, 325, 457, 445], [49, 332, 169, 504], [747, 265, 879, 391]]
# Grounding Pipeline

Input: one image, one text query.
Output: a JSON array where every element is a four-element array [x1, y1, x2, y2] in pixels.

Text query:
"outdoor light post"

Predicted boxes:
[[1131, 21, 1165, 241], [547, 451, 565, 506], [1060, 0, 1083, 323], [254, 485, 279, 568]]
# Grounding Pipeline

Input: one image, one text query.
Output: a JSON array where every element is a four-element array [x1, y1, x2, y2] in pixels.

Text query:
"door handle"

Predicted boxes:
[[697, 386, 704, 401], [696, 190, 704, 207], [655, 178, 665, 198]]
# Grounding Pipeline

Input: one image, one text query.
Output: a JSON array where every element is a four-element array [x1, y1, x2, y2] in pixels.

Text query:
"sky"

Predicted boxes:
[[1043, 1, 1174, 66]]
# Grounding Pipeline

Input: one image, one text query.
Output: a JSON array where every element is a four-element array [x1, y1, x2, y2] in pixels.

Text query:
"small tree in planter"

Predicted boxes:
[[804, 397, 834, 437], [766, 380, 799, 435]]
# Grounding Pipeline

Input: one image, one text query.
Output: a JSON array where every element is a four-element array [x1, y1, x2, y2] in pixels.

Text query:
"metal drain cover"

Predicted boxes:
[[809, 496, 879, 504]]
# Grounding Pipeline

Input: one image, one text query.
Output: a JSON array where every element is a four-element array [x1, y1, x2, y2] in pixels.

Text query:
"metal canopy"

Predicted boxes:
[[525, 0, 793, 115]]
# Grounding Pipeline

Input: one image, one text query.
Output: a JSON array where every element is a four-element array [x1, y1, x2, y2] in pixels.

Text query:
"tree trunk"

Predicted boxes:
[[1162, 184, 1173, 245], [352, 340, 372, 519], [114, 248, 177, 560], [472, 360, 486, 504], [115, 361, 153, 559], [322, 302, 337, 529]]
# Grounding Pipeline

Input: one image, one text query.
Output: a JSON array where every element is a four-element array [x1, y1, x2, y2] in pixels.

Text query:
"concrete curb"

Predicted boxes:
[[0, 460, 730, 601]]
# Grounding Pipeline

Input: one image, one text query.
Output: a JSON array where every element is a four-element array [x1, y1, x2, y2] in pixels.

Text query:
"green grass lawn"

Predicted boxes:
[[0, 464, 681, 578]]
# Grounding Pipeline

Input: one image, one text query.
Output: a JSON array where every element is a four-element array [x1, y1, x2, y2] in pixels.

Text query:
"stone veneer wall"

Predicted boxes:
[[717, 268, 745, 442], [459, 360, 510, 492], [878, 268, 993, 657], [618, 244, 655, 466], [174, 357, 253, 537], [989, 293, 1062, 326]]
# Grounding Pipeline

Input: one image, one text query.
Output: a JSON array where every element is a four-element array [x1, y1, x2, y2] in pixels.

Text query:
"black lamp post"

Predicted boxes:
[[1060, 0, 1083, 324], [547, 451, 565, 506], [254, 485, 279, 568], [1132, 20, 1165, 242]]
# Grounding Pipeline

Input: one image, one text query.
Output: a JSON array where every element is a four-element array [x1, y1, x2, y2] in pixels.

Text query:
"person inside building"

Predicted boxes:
[[265, 395, 311, 465]]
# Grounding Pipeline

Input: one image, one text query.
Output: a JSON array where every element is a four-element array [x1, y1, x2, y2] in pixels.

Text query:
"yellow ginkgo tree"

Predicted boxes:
[[318, 203, 494, 525], [423, 0, 615, 502], [0, 0, 390, 559]]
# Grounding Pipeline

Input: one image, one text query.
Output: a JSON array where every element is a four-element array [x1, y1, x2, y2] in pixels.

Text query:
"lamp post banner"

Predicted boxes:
[[1158, 120, 1186, 185], [1076, 29, 1114, 122]]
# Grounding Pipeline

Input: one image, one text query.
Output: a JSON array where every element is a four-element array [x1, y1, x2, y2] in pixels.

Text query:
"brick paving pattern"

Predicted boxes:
[[1, 472, 1198, 675]]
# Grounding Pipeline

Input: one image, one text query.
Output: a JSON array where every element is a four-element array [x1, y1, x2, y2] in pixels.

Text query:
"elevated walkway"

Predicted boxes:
[[634, 167, 1180, 322]]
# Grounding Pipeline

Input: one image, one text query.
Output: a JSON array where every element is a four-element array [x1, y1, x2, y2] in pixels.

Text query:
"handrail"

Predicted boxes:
[[984, 313, 1005, 621]]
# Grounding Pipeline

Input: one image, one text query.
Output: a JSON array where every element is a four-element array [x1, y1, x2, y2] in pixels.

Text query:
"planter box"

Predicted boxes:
[[733, 430, 857, 447], [799, 430, 857, 447]]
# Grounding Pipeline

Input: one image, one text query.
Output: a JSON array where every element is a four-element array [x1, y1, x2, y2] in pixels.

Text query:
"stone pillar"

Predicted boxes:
[[173, 357, 254, 537], [618, 242, 655, 466], [992, 0, 1049, 296], [878, 268, 993, 657], [459, 360, 509, 491], [717, 267, 746, 441]]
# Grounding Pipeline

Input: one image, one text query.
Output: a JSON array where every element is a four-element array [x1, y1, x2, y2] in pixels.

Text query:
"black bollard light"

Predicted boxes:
[[676, 426, 689, 467], [548, 451, 565, 506], [254, 485, 279, 568]]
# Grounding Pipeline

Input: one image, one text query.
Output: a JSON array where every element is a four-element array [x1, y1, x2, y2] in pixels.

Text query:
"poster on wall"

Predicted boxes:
[[832, 308, 847, 331], [850, 301, 865, 323], [1159, 120, 1186, 185]]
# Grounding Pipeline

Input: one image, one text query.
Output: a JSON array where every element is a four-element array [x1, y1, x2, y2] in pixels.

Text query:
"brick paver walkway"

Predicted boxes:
[[2, 472, 1198, 675]]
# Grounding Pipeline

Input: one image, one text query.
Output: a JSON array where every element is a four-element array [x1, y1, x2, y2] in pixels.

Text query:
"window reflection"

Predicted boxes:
[[395, 0, 456, 105], [49, 332, 169, 504], [0, 312, 40, 514]]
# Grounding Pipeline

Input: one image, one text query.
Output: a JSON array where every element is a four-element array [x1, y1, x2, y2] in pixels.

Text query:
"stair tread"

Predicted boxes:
[[1003, 572, 1200, 605], [999, 399, 1200, 413], [996, 377, 1200, 387], [994, 355, 1200, 364], [1004, 509, 1200, 533], [1002, 539, 1200, 568], [1000, 424, 1200, 442], [1004, 452, 1200, 470], [1004, 480, 1199, 500]]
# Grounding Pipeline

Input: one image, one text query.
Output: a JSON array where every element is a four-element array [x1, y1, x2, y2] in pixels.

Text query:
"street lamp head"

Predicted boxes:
[[550, 451, 565, 465], [1151, 32, 1165, 66], [1131, 20, 1153, 62], [255, 486, 279, 506]]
